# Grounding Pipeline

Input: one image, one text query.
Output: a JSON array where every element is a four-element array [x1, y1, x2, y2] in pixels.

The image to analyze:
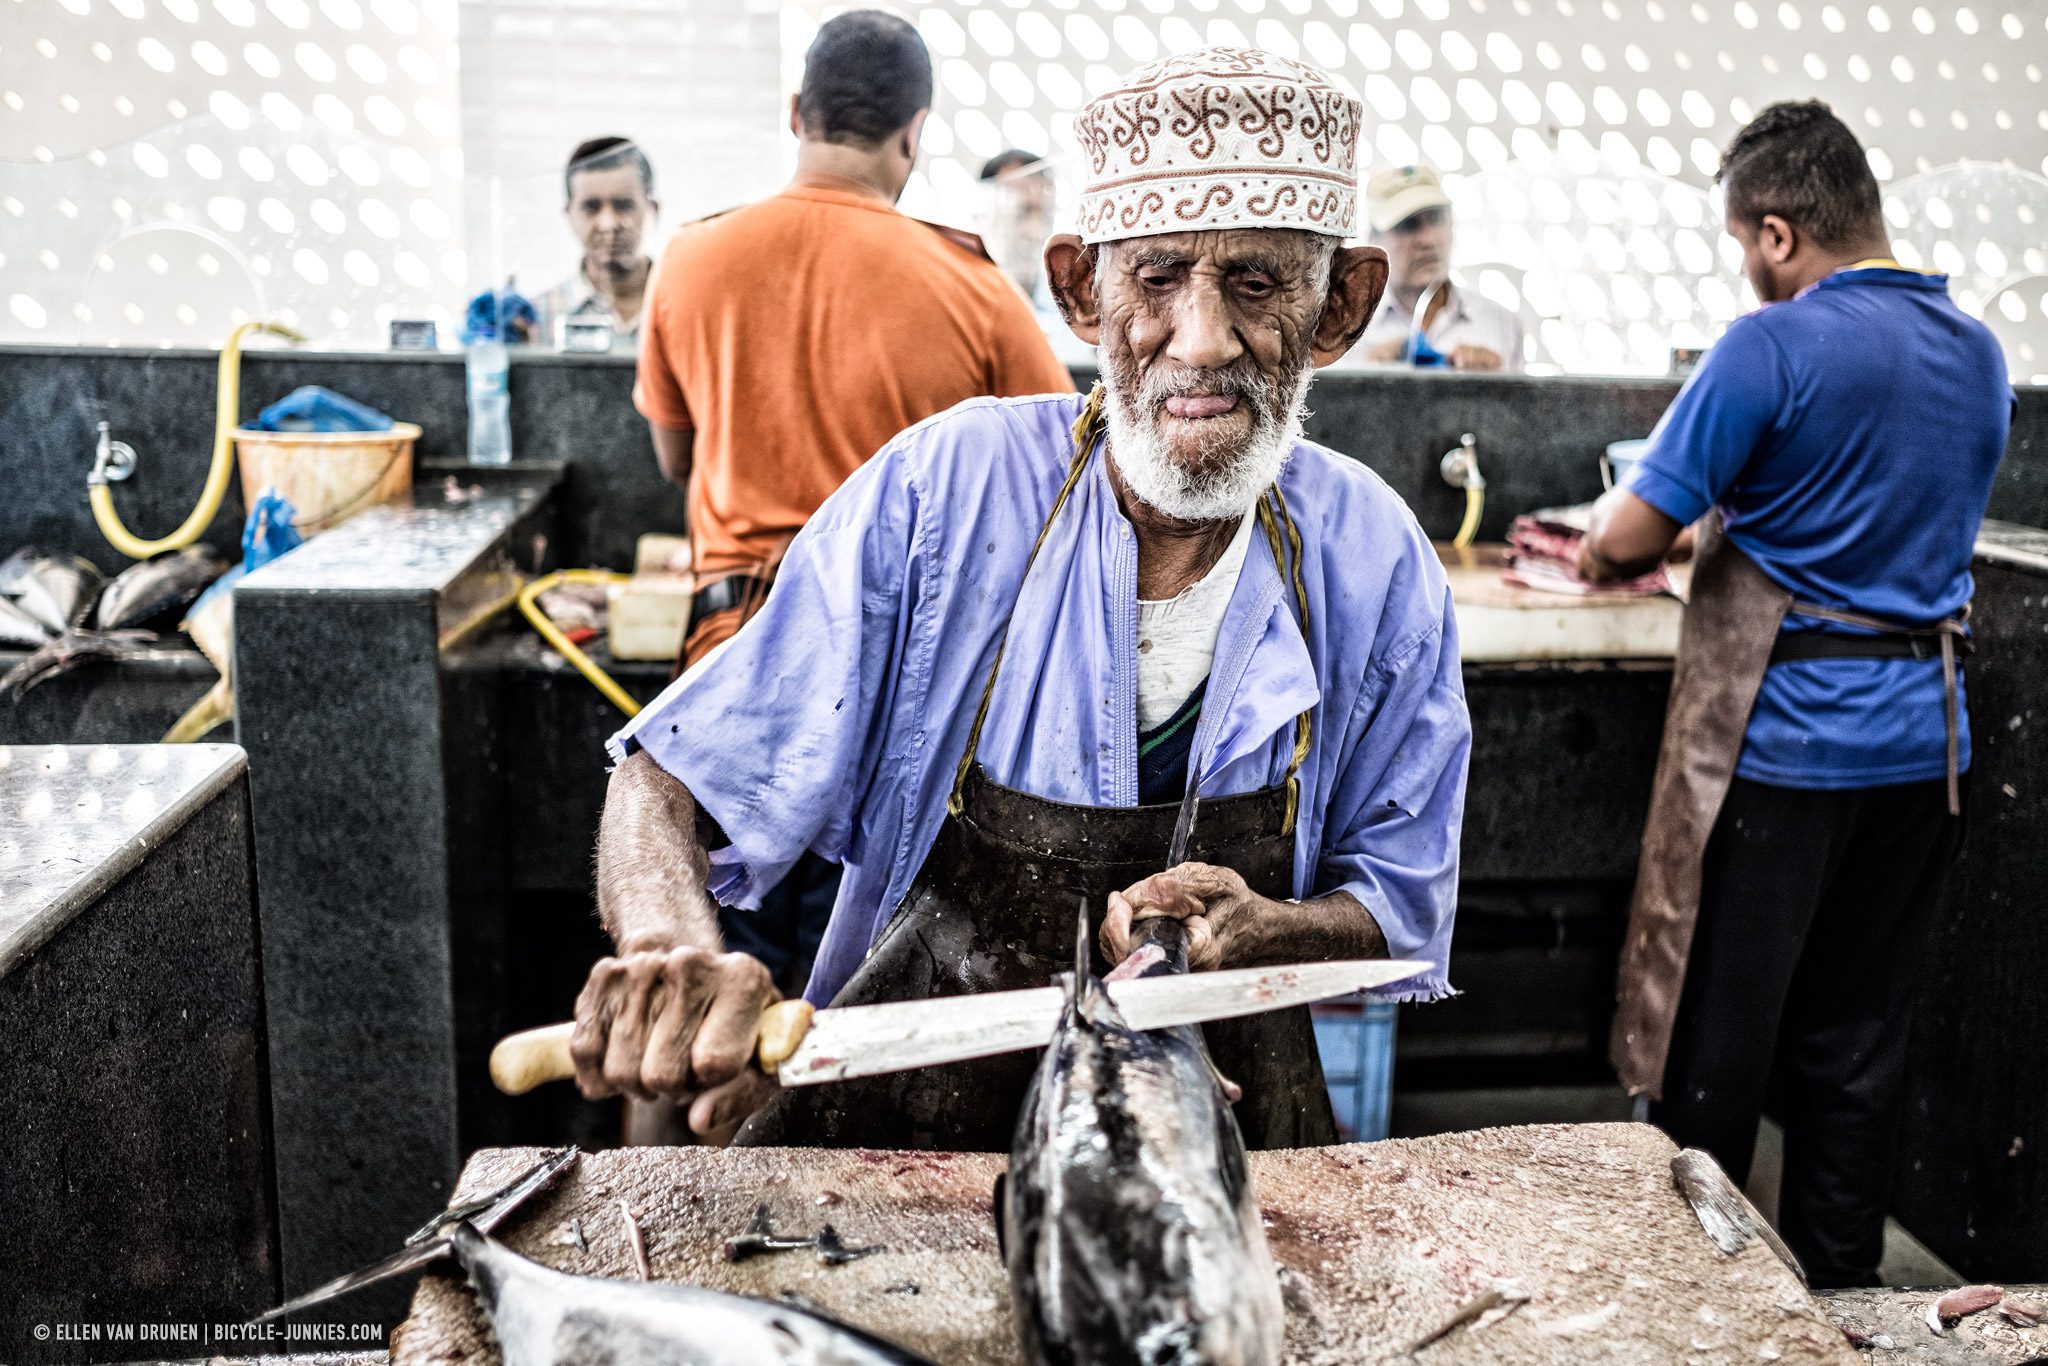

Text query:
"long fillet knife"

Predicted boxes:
[[490, 956, 1430, 1093]]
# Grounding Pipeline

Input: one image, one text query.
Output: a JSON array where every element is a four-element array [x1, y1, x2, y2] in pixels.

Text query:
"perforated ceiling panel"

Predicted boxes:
[[5, 0, 2046, 373], [809, 0, 2048, 375], [1, 0, 466, 347]]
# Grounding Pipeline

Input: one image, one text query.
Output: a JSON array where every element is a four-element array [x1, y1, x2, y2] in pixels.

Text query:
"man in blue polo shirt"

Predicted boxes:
[[1580, 100, 2012, 1286]]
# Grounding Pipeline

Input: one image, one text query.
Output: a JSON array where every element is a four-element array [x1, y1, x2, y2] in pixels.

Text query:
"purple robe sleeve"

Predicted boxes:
[[1311, 583, 1469, 1000], [608, 449, 918, 909]]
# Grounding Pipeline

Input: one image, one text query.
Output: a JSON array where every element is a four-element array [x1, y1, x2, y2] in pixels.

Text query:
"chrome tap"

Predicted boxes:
[[89, 421, 137, 485]]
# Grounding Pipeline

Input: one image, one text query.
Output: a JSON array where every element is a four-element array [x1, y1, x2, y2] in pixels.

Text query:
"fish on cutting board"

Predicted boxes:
[[95, 544, 229, 631], [999, 907, 1284, 1366], [256, 1147, 936, 1366]]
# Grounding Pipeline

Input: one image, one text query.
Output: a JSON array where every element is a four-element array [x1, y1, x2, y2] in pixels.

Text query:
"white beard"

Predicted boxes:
[[1103, 366, 1313, 522]]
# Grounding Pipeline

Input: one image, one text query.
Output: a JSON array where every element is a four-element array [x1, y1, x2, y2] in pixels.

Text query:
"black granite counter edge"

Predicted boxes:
[[234, 476, 558, 603], [0, 742, 246, 978], [1976, 519, 2048, 575]]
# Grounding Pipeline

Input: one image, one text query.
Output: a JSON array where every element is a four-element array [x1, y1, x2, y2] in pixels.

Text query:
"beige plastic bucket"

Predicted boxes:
[[232, 422, 420, 535]]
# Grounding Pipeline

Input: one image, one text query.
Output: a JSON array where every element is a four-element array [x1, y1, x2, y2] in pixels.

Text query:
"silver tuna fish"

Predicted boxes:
[[96, 544, 229, 631], [1000, 909, 1285, 1366], [258, 1148, 936, 1366]]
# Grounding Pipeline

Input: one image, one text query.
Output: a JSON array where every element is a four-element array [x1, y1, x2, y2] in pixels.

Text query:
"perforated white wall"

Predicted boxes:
[[1, 0, 467, 347], [4, 0, 2045, 375], [817, 0, 2048, 376]]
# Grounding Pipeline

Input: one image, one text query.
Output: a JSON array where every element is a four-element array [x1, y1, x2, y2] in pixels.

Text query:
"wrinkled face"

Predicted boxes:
[[1378, 206, 1451, 292], [1094, 229, 1331, 520], [566, 165, 651, 270]]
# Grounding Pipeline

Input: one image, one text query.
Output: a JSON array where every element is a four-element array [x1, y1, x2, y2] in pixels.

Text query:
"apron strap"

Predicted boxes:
[[946, 384, 1319, 829], [1787, 599, 1969, 817], [948, 384, 1108, 816]]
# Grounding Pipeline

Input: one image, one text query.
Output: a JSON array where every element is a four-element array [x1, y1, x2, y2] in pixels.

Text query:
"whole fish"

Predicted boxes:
[[0, 548, 103, 636], [0, 596, 48, 648], [1000, 908, 1285, 1366], [257, 1148, 936, 1366], [96, 544, 229, 631]]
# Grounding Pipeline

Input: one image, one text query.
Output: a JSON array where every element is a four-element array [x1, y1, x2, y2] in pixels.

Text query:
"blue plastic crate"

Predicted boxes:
[[1312, 999, 1398, 1142]]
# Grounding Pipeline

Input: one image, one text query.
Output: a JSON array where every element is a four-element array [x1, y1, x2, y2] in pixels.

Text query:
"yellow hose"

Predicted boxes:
[[90, 320, 306, 560], [518, 570, 641, 717], [1452, 482, 1485, 549]]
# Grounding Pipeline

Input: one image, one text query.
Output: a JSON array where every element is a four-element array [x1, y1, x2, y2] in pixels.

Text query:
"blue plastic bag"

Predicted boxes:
[[249, 385, 394, 433], [462, 289, 539, 344]]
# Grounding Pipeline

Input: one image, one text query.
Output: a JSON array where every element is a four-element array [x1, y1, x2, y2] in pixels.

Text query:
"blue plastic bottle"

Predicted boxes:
[[466, 327, 512, 466]]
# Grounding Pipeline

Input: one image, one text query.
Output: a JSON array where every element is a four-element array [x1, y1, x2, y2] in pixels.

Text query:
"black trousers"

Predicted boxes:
[[1650, 775, 1961, 1289]]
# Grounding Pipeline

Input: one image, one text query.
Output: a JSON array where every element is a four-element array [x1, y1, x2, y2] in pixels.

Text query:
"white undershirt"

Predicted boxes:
[[1135, 511, 1257, 733]]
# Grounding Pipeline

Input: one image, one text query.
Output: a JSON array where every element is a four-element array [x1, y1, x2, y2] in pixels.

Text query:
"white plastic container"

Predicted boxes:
[[466, 337, 512, 466]]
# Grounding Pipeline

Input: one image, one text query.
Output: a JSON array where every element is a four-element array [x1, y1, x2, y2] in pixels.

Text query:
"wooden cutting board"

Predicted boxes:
[[392, 1123, 1853, 1365]]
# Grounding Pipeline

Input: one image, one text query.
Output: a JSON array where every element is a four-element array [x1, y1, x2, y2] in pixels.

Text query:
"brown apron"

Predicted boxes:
[[736, 387, 1337, 1151], [1610, 512, 1968, 1098]]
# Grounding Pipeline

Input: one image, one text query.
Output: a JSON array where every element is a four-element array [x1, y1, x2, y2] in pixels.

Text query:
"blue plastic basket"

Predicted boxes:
[[1312, 999, 1399, 1142]]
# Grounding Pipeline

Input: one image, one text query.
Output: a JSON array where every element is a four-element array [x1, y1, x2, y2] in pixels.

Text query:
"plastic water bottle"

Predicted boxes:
[[466, 332, 512, 466]]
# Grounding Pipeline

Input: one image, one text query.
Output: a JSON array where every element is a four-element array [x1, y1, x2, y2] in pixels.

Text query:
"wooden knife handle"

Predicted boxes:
[[489, 1000, 817, 1095]]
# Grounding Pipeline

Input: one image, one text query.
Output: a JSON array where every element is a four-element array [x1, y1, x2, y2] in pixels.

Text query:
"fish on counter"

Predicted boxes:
[[0, 547, 103, 636], [0, 544, 226, 700], [258, 1147, 937, 1366], [1000, 907, 1285, 1366], [95, 544, 229, 631]]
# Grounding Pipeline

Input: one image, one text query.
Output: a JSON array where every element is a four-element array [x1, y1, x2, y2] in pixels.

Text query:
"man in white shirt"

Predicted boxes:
[[534, 136, 658, 348], [1356, 164, 1525, 371]]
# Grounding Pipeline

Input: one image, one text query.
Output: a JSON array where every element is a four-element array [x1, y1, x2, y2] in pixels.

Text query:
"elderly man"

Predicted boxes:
[[571, 49, 1470, 1152]]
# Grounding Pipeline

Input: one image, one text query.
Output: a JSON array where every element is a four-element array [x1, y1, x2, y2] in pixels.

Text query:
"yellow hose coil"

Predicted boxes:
[[90, 320, 306, 561], [518, 569, 641, 718]]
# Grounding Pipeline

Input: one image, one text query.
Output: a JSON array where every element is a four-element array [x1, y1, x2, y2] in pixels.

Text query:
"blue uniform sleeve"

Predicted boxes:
[[1622, 314, 1788, 526], [607, 447, 917, 909], [1313, 583, 1470, 1002]]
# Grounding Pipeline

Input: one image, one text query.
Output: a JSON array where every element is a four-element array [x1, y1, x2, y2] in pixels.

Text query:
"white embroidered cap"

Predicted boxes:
[[1073, 47, 1364, 245]]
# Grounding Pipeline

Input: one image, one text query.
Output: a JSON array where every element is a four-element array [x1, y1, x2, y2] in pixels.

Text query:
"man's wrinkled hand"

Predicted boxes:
[[1101, 862, 1265, 972], [570, 946, 781, 1136], [1449, 344, 1504, 371]]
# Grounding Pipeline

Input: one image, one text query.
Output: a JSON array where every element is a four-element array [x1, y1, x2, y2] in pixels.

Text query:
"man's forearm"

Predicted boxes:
[[595, 751, 724, 954], [1226, 890, 1388, 966]]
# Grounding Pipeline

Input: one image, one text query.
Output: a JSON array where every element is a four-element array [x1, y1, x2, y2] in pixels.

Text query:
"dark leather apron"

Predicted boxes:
[[736, 387, 1337, 1152], [1609, 511, 1967, 1098]]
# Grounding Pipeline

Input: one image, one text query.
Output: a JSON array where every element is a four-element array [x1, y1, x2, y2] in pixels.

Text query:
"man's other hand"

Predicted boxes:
[[1449, 344, 1504, 371], [570, 945, 780, 1137], [1101, 862, 1266, 972]]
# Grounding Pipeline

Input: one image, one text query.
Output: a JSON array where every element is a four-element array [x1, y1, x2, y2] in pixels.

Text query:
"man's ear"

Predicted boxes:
[[1758, 213, 1799, 265], [1311, 244, 1390, 366], [788, 95, 803, 140], [898, 109, 929, 162], [1045, 234, 1102, 344]]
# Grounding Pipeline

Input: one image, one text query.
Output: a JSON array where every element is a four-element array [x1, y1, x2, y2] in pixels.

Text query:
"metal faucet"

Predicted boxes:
[[1440, 432, 1484, 491], [88, 421, 137, 485]]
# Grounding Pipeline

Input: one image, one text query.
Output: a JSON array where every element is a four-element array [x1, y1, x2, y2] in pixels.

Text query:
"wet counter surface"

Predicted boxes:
[[394, 1124, 1853, 1366], [0, 741, 244, 976]]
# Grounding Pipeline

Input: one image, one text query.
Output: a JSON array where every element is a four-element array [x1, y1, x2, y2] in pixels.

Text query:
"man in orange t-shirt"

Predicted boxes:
[[635, 10, 1074, 671]]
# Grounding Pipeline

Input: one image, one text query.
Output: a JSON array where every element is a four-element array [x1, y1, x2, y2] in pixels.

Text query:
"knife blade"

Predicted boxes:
[[773, 956, 1429, 1086], [489, 957, 1430, 1094]]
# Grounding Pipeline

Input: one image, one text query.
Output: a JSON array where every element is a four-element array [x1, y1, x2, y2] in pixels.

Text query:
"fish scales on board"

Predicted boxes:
[[258, 1148, 936, 1366], [1001, 904, 1285, 1366]]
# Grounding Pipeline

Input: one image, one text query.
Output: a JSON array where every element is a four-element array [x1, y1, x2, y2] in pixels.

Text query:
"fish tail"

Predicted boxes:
[[249, 1149, 578, 1324]]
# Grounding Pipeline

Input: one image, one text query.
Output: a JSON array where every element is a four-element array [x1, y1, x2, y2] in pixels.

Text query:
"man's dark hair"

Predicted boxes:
[[798, 11, 933, 145], [979, 149, 1043, 182], [1717, 100, 1882, 249], [564, 136, 654, 202]]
